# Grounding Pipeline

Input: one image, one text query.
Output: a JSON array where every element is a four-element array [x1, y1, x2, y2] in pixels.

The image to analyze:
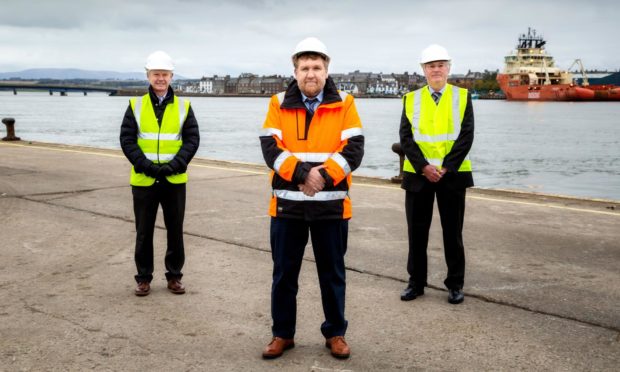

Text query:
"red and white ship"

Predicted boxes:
[[496, 28, 620, 101]]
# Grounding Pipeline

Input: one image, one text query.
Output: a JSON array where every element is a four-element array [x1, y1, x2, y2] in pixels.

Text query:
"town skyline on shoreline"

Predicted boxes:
[[2, 66, 617, 81]]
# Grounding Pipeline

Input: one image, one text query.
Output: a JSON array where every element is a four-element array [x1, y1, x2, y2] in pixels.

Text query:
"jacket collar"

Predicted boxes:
[[148, 85, 174, 106], [281, 77, 341, 109]]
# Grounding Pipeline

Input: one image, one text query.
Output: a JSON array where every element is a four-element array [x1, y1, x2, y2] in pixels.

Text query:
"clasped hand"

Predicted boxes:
[[298, 165, 325, 196], [422, 164, 446, 183], [144, 163, 174, 179]]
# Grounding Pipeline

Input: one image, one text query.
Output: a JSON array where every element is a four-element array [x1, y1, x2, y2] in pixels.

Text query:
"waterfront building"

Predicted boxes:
[[449, 70, 486, 89], [367, 73, 399, 95], [199, 77, 213, 94], [174, 69, 487, 96], [225, 77, 238, 94], [237, 73, 256, 94], [331, 70, 372, 95], [260, 75, 288, 95]]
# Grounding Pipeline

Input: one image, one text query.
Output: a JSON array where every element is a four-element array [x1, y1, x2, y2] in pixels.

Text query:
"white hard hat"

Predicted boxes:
[[145, 50, 174, 71], [292, 37, 330, 62], [420, 44, 451, 64]]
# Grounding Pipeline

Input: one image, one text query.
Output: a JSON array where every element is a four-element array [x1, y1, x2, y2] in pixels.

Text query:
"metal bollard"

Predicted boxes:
[[2, 118, 21, 141], [391, 142, 404, 183]]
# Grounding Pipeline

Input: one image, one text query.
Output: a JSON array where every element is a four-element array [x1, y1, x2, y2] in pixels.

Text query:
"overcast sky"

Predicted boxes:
[[1, 0, 619, 78]]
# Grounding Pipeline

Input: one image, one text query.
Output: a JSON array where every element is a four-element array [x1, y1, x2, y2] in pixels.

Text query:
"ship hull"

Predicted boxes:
[[497, 74, 620, 101]]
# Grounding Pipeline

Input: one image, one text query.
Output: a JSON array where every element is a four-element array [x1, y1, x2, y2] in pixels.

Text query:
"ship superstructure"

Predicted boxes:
[[497, 28, 619, 101]]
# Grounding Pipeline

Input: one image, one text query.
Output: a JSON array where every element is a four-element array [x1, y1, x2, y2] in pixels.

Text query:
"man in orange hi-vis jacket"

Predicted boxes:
[[259, 37, 364, 360]]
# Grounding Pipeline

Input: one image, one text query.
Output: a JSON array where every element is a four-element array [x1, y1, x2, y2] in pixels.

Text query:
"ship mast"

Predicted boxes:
[[517, 27, 546, 50]]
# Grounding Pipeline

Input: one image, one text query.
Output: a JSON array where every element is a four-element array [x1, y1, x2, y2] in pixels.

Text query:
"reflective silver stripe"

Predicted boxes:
[[260, 127, 282, 140], [178, 98, 186, 127], [411, 89, 422, 132], [330, 152, 351, 176], [291, 152, 331, 162], [162, 133, 181, 140], [160, 153, 175, 162], [426, 158, 443, 167], [452, 85, 461, 133], [134, 97, 142, 128], [144, 153, 175, 162], [341, 127, 363, 140], [339, 91, 349, 101], [414, 132, 459, 142], [274, 190, 347, 201], [276, 92, 286, 105], [273, 151, 292, 172], [138, 132, 181, 141]]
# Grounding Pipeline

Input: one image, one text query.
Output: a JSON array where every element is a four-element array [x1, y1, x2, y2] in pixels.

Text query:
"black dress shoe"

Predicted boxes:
[[400, 284, 424, 301], [448, 289, 464, 304]]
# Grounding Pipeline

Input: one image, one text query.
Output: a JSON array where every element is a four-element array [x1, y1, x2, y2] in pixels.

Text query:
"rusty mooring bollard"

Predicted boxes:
[[391, 142, 404, 183], [2, 118, 21, 141]]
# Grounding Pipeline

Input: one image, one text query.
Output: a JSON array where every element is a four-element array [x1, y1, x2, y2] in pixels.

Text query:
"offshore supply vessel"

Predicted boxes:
[[496, 28, 620, 101]]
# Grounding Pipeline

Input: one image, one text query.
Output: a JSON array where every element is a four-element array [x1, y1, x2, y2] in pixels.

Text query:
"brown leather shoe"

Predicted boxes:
[[262, 337, 294, 359], [325, 336, 350, 359], [135, 281, 150, 296], [167, 279, 185, 294]]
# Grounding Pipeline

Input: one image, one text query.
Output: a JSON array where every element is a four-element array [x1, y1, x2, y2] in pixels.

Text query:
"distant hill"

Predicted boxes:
[[0, 68, 188, 80]]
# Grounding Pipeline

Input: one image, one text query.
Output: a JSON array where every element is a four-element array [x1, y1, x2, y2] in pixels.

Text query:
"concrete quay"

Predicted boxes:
[[0, 141, 618, 371]]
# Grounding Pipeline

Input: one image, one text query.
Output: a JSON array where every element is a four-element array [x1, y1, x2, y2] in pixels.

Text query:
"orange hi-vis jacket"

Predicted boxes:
[[260, 78, 364, 220]]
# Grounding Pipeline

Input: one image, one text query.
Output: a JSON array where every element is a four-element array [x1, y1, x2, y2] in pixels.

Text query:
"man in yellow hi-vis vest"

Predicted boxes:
[[120, 51, 200, 296], [399, 44, 474, 305]]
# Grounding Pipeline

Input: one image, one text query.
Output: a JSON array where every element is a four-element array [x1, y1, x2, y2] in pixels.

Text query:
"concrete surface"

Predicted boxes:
[[0, 141, 619, 371]]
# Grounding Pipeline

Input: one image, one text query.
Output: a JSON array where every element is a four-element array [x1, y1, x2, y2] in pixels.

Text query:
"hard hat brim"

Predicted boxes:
[[420, 59, 451, 65]]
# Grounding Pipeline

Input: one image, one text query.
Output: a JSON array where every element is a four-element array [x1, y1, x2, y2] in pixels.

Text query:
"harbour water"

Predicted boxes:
[[1, 91, 619, 200]]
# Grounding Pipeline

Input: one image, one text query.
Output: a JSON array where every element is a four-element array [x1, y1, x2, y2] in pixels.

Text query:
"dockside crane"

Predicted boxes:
[[568, 59, 589, 86]]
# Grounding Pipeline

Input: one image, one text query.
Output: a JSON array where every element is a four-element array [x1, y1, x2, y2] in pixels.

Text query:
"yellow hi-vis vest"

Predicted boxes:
[[129, 94, 190, 186], [403, 84, 471, 173]]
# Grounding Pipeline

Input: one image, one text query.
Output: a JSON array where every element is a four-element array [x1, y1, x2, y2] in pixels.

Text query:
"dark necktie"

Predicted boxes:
[[432, 92, 441, 104], [305, 98, 318, 114]]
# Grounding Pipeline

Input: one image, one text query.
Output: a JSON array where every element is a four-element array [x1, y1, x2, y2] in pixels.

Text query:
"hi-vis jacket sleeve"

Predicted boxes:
[[323, 95, 364, 185], [260, 95, 309, 184]]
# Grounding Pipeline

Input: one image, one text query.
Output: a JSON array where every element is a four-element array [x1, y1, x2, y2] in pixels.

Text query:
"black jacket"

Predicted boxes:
[[120, 86, 200, 175], [399, 88, 474, 192]]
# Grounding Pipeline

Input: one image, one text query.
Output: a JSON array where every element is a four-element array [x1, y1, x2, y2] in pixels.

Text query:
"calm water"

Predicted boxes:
[[1, 91, 619, 200]]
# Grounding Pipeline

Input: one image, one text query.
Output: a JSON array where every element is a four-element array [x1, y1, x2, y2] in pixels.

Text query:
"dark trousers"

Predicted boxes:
[[405, 185, 466, 290], [270, 217, 349, 339], [132, 180, 186, 283]]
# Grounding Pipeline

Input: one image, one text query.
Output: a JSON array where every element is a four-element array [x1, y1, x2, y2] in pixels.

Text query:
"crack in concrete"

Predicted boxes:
[[14, 195, 620, 334], [19, 185, 127, 198], [15, 296, 188, 365]]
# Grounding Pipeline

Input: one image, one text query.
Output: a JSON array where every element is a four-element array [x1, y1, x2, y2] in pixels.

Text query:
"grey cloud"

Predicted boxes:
[[1, 0, 619, 77]]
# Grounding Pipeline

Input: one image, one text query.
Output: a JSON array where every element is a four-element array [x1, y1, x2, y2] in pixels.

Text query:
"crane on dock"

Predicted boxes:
[[568, 59, 589, 86]]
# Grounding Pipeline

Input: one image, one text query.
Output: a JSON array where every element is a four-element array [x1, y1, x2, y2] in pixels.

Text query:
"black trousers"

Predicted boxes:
[[405, 185, 466, 290], [132, 180, 186, 283], [270, 217, 348, 339]]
